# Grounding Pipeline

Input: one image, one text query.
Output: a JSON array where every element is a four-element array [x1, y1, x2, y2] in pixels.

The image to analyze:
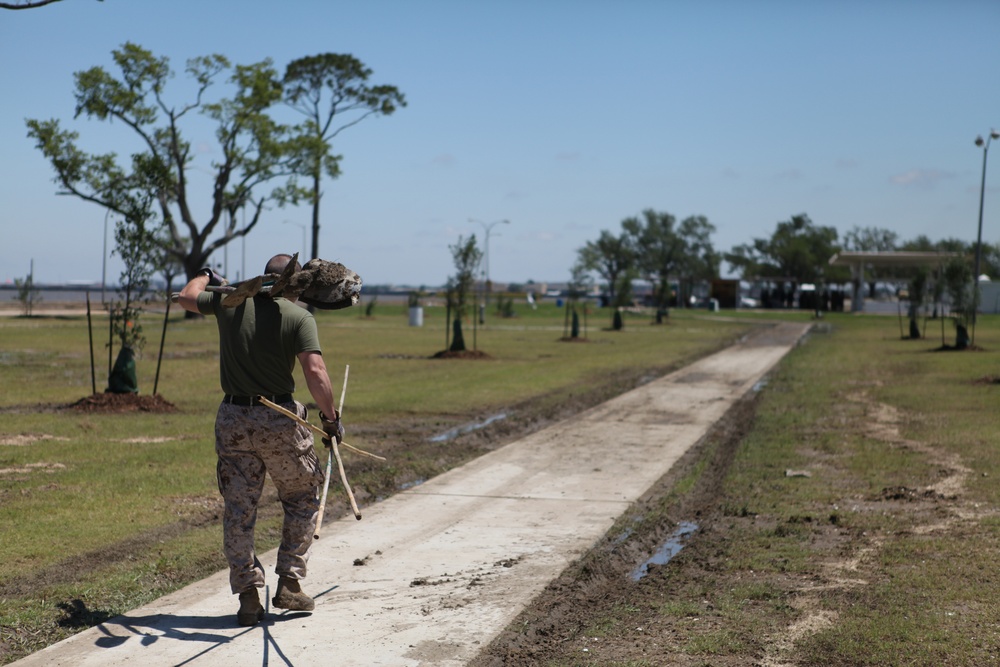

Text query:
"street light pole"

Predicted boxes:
[[468, 218, 510, 319], [972, 129, 999, 345]]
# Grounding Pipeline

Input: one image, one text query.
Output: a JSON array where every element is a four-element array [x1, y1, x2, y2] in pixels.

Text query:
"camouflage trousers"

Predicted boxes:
[[215, 400, 324, 594]]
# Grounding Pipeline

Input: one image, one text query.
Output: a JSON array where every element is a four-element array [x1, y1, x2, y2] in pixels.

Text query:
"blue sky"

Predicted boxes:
[[2, 0, 998, 287]]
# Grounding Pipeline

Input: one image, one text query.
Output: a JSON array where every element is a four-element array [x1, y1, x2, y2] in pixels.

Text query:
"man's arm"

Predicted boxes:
[[177, 274, 210, 314], [298, 351, 337, 419]]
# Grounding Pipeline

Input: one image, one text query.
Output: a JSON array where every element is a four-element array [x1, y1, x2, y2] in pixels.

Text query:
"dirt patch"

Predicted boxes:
[[0, 462, 66, 476], [114, 436, 179, 444], [65, 393, 177, 414], [0, 434, 70, 447], [850, 390, 972, 499]]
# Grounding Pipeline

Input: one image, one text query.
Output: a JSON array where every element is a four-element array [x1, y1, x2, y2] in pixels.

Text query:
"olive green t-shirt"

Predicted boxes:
[[197, 293, 321, 397]]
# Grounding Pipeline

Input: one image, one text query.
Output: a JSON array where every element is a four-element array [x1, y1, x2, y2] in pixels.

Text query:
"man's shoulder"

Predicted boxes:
[[274, 297, 312, 318], [273, 298, 317, 329]]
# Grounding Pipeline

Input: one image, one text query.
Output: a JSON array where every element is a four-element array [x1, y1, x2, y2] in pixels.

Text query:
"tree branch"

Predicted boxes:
[[0, 0, 64, 9]]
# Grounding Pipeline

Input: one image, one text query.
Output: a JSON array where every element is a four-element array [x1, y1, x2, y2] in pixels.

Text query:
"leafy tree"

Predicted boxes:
[[109, 204, 156, 350], [900, 235, 979, 345], [842, 226, 899, 298], [671, 215, 719, 309], [619, 210, 720, 314], [104, 189, 159, 393], [943, 257, 974, 349], [977, 242, 1000, 279], [621, 210, 681, 315], [898, 235, 955, 323], [726, 213, 845, 286], [25, 43, 306, 305], [578, 229, 634, 311], [563, 262, 593, 339], [283, 54, 406, 260], [447, 235, 482, 352]]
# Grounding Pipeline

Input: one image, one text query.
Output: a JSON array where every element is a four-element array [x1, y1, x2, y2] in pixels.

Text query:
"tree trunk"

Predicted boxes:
[[311, 171, 321, 261], [449, 318, 466, 352], [955, 323, 970, 350]]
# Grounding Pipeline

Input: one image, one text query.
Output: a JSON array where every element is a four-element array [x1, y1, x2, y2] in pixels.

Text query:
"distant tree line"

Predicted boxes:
[[574, 210, 998, 339]]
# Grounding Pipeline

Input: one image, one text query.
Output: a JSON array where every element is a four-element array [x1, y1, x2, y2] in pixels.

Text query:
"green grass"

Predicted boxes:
[[492, 311, 1000, 666], [703, 312, 1000, 665], [11, 305, 1000, 665], [0, 302, 754, 663]]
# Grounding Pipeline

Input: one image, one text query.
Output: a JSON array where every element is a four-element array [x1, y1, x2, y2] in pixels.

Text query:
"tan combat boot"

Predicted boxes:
[[237, 588, 264, 626], [272, 576, 315, 611]]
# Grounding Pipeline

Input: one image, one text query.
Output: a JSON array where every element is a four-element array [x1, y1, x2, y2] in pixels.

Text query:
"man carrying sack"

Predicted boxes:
[[178, 253, 345, 627]]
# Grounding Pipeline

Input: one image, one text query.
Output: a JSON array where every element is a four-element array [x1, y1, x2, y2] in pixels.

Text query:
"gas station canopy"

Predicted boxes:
[[828, 251, 962, 312]]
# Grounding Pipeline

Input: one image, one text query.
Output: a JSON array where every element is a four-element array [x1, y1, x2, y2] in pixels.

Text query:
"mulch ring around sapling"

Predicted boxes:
[[66, 393, 178, 414], [431, 350, 493, 359]]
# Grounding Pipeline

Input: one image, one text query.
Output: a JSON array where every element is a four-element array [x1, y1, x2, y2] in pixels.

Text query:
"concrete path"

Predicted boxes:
[[12, 322, 810, 667]]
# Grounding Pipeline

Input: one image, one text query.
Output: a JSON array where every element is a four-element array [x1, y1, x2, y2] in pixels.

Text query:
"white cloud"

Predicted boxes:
[[889, 169, 952, 189]]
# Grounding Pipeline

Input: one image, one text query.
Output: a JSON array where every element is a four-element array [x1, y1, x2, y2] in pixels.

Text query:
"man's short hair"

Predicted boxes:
[[265, 254, 302, 275]]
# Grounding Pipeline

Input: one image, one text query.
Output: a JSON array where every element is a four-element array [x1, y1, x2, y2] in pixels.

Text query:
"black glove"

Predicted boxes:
[[319, 410, 344, 447], [199, 267, 227, 287]]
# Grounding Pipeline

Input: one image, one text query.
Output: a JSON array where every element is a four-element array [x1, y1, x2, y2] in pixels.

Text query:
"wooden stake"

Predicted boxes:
[[86, 292, 96, 395], [254, 396, 384, 461], [153, 297, 170, 395], [315, 450, 335, 535], [255, 365, 375, 528], [316, 365, 355, 532]]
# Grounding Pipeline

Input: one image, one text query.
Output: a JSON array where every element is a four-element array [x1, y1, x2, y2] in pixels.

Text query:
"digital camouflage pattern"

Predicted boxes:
[[215, 400, 324, 594]]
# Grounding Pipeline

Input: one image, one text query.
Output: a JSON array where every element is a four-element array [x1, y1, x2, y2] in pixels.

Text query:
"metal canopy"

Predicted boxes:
[[828, 251, 962, 312], [829, 251, 961, 268]]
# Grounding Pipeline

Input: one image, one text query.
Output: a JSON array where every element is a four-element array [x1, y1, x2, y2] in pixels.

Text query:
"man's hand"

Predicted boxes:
[[320, 410, 344, 447], [199, 267, 228, 287]]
